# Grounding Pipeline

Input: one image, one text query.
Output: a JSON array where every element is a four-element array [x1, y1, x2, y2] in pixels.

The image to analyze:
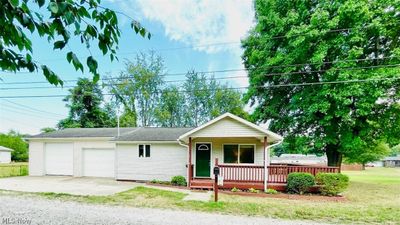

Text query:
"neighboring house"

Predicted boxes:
[[271, 154, 327, 166], [0, 146, 13, 163], [382, 155, 400, 167]]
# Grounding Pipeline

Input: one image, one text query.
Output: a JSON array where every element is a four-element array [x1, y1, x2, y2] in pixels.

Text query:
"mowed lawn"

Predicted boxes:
[[0, 167, 398, 224], [0, 163, 28, 177], [9, 167, 396, 224]]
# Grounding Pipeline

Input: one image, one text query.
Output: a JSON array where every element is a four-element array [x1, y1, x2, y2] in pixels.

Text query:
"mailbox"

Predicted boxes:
[[213, 166, 220, 176]]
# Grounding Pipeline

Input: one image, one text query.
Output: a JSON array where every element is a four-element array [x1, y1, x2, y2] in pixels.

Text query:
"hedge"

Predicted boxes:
[[286, 172, 315, 194], [316, 173, 349, 196]]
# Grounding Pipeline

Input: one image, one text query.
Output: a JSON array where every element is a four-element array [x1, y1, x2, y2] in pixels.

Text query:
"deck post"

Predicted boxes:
[[263, 136, 268, 192], [188, 137, 192, 188]]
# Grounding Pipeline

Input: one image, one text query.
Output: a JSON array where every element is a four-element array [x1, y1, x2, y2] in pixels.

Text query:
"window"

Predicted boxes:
[[139, 144, 151, 158], [223, 144, 254, 164]]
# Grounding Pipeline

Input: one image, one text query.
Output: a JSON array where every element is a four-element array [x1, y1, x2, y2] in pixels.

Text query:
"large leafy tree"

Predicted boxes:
[[346, 142, 390, 169], [1, 0, 149, 85], [0, 130, 28, 162], [242, 0, 400, 166], [58, 78, 115, 128]]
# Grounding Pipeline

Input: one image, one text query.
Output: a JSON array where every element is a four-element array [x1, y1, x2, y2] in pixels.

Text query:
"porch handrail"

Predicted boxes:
[[218, 164, 264, 182], [267, 165, 340, 183]]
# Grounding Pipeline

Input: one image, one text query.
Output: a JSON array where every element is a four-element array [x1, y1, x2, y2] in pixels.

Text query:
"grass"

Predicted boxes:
[[0, 167, 399, 224], [0, 162, 28, 177]]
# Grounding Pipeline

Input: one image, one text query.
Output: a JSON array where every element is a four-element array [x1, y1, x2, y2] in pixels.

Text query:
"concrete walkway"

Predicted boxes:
[[0, 176, 139, 196], [144, 184, 212, 201]]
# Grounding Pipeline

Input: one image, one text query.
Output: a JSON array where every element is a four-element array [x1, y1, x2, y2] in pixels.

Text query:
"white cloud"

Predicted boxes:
[[124, 0, 254, 54]]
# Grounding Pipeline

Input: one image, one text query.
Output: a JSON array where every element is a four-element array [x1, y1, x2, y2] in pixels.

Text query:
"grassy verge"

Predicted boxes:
[[0, 162, 28, 177], [1, 167, 399, 224]]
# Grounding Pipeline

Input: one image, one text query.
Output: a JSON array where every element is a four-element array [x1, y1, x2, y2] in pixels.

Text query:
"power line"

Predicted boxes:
[[0, 99, 65, 117], [0, 76, 398, 99], [0, 107, 63, 122], [1, 57, 398, 86], [1, 21, 397, 75]]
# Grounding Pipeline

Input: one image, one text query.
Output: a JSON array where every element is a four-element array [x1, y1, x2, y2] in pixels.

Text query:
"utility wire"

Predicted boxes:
[[0, 76, 398, 99], [0, 99, 65, 117], [1, 57, 398, 86], [1, 21, 398, 74]]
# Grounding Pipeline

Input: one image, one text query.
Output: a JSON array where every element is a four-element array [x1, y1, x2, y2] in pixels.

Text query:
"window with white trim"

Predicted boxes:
[[139, 144, 151, 158], [223, 144, 255, 164]]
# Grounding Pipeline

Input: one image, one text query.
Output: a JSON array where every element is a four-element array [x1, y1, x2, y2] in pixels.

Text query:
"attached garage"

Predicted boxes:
[[82, 148, 115, 178], [45, 143, 73, 175]]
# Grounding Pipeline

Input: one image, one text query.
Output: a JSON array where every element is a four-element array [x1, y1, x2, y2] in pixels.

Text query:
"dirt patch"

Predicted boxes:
[[220, 190, 346, 202]]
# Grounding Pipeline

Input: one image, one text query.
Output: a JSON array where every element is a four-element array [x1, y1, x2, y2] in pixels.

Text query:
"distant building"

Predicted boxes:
[[382, 155, 400, 167], [271, 154, 327, 166], [0, 146, 13, 163]]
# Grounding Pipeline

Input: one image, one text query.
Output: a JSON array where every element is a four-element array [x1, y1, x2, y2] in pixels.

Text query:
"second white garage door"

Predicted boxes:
[[82, 149, 115, 178]]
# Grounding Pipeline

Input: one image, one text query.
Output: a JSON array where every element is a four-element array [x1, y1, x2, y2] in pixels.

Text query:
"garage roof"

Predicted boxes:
[[112, 127, 194, 142], [27, 127, 194, 141], [27, 128, 137, 139]]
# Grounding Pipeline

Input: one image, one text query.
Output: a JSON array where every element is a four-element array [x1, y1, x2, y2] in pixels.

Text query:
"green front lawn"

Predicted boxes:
[[2, 167, 399, 224], [0, 163, 28, 178]]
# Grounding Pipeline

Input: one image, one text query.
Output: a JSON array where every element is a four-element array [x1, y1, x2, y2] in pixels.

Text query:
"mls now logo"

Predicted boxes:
[[2, 217, 31, 225]]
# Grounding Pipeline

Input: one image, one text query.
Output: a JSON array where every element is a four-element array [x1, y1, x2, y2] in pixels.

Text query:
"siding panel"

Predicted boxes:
[[116, 143, 187, 181]]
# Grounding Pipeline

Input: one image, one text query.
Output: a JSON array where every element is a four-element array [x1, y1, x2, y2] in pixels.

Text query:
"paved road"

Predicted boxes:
[[0, 195, 328, 225]]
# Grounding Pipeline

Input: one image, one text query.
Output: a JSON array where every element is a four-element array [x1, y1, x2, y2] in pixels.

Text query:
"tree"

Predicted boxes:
[[0, 130, 28, 162], [1, 0, 149, 85], [242, 0, 400, 166], [58, 78, 115, 128], [346, 142, 391, 169], [183, 71, 247, 127], [155, 86, 186, 127], [108, 51, 165, 127], [40, 127, 56, 133]]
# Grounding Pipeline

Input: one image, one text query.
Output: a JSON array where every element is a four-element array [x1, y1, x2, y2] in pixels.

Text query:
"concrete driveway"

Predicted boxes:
[[0, 176, 140, 196]]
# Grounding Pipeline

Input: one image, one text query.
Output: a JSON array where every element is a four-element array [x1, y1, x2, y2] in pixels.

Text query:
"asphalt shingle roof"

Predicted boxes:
[[112, 127, 194, 141], [28, 128, 137, 139], [27, 127, 193, 142]]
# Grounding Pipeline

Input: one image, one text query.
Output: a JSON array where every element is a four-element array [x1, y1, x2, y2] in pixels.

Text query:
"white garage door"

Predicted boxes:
[[45, 143, 73, 175], [82, 149, 115, 178]]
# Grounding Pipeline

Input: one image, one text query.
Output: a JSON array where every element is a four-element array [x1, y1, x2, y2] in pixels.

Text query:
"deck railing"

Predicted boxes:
[[219, 164, 264, 182], [216, 164, 339, 184], [267, 165, 340, 183]]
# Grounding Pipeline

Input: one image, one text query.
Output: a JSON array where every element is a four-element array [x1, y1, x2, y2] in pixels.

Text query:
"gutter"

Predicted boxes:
[[264, 139, 284, 192]]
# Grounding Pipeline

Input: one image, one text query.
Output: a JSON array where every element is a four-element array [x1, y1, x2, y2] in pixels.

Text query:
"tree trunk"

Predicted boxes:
[[326, 146, 342, 167], [362, 163, 366, 170]]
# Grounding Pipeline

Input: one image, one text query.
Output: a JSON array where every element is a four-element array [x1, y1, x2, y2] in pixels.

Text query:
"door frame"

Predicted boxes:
[[194, 142, 212, 178]]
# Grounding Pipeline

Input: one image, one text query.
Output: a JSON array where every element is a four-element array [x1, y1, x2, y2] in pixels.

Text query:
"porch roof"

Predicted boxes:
[[178, 113, 283, 143]]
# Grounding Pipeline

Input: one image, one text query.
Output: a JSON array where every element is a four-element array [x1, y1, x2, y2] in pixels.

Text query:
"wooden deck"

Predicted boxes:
[[190, 165, 340, 191]]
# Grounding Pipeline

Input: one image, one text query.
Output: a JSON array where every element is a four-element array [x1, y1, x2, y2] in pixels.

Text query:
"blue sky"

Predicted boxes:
[[0, 0, 255, 134]]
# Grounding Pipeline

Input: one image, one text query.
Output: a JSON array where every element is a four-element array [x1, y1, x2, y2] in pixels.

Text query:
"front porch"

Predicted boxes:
[[189, 164, 340, 191]]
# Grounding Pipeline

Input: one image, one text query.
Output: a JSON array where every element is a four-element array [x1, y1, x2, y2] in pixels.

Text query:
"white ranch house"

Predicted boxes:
[[27, 113, 339, 190]]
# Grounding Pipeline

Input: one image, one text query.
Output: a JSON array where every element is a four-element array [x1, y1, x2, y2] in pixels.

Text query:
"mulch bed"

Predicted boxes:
[[220, 190, 346, 202], [145, 182, 189, 190]]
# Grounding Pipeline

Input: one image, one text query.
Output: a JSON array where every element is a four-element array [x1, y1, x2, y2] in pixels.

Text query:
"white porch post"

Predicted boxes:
[[263, 136, 268, 192]]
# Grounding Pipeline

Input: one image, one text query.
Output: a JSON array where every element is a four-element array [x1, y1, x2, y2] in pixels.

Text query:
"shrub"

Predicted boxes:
[[265, 188, 278, 194], [231, 187, 240, 192], [248, 188, 260, 193], [171, 175, 187, 186], [286, 172, 315, 194], [316, 173, 349, 196], [150, 179, 171, 185]]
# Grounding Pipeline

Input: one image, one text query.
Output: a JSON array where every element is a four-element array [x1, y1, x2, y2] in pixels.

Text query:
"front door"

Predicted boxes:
[[195, 143, 211, 177]]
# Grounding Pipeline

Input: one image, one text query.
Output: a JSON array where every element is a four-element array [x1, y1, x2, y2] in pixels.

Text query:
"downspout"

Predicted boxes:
[[177, 139, 189, 187], [264, 139, 283, 192]]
